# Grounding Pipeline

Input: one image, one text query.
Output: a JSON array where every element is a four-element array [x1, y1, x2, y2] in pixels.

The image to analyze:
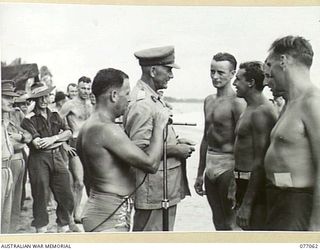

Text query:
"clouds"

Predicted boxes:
[[1, 4, 319, 98]]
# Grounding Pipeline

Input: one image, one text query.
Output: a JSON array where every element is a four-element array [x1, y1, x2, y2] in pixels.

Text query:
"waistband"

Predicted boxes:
[[90, 189, 129, 200], [207, 149, 233, 156], [2, 158, 11, 168], [266, 182, 314, 194], [11, 152, 24, 160], [234, 170, 251, 180], [39, 147, 61, 153]]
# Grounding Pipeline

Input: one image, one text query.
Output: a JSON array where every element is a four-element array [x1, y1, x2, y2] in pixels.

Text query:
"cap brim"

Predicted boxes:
[[14, 95, 28, 103], [2, 92, 20, 97], [27, 86, 56, 99], [165, 63, 180, 69]]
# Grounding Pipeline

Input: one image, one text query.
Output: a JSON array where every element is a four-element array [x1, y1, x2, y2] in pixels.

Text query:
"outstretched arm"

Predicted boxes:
[[107, 111, 170, 174]]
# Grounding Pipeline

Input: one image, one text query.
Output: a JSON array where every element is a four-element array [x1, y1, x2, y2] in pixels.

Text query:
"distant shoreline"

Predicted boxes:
[[164, 96, 204, 103]]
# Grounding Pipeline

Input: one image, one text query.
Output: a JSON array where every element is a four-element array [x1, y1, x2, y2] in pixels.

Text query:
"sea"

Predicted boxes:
[[170, 102, 204, 145]]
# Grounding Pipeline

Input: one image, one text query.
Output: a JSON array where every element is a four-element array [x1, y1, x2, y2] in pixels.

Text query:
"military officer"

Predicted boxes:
[[124, 46, 195, 231]]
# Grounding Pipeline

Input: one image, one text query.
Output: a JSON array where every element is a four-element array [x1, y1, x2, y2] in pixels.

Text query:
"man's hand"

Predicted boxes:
[[32, 137, 42, 150], [62, 142, 77, 157], [175, 144, 195, 159], [8, 132, 22, 142], [178, 138, 196, 146], [194, 176, 205, 196], [236, 204, 252, 229], [38, 136, 57, 149]]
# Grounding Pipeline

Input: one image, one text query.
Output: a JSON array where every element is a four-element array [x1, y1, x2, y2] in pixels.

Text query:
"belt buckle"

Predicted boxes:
[[234, 171, 251, 180]]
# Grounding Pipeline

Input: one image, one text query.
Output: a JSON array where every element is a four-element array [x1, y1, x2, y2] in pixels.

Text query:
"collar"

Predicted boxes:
[[137, 80, 161, 99], [33, 107, 53, 119], [137, 80, 167, 106]]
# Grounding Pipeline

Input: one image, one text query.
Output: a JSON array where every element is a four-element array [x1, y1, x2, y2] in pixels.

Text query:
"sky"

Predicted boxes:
[[1, 3, 320, 99]]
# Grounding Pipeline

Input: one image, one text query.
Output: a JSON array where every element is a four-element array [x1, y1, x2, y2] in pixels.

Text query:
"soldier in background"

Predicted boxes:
[[1, 80, 20, 233]]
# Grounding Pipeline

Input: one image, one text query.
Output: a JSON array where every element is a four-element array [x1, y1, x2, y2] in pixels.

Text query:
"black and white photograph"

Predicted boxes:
[[1, 1, 320, 239]]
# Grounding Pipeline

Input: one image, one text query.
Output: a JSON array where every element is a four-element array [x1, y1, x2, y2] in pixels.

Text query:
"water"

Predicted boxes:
[[168, 102, 214, 232]]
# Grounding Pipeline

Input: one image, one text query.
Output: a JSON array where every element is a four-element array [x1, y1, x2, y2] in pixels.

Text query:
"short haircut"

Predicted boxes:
[[67, 83, 77, 91], [239, 61, 265, 91], [269, 35, 314, 68], [78, 76, 91, 84], [92, 68, 129, 98], [212, 52, 237, 70]]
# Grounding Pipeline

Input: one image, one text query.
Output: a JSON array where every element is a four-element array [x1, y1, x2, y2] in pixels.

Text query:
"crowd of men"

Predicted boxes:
[[1, 35, 320, 233]]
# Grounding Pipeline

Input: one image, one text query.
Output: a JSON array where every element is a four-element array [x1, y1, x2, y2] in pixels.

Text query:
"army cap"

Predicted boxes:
[[134, 46, 180, 69], [2, 80, 20, 97]]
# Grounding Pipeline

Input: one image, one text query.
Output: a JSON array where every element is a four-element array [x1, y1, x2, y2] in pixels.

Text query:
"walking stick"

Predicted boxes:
[[162, 121, 169, 231], [162, 119, 197, 231], [115, 119, 197, 231]]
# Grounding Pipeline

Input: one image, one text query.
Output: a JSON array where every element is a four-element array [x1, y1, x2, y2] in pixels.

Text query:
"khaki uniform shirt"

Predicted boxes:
[[124, 80, 189, 210]]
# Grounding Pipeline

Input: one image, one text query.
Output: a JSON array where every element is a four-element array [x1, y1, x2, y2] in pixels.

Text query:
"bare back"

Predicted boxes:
[[205, 94, 245, 153], [264, 91, 320, 188], [77, 115, 135, 196]]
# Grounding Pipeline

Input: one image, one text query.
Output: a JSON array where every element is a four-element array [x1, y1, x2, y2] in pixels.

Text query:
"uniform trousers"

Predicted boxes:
[[9, 152, 25, 233], [28, 148, 74, 228], [1, 160, 13, 233]]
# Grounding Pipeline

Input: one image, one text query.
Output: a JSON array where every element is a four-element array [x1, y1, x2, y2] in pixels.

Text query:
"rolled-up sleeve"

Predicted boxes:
[[21, 118, 40, 139], [125, 101, 153, 149]]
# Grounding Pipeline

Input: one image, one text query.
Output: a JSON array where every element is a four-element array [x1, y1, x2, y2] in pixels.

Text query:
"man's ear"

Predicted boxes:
[[110, 89, 118, 103], [150, 66, 157, 78], [230, 69, 236, 77], [248, 79, 255, 88], [280, 54, 289, 70]]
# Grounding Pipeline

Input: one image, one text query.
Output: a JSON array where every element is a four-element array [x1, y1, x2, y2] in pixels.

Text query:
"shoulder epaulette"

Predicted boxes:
[[25, 112, 35, 119], [136, 89, 146, 101]]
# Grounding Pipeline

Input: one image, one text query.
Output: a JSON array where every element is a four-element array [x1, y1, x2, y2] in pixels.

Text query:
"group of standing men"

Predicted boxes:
[[1, 34, 320, 233], [195, 35, 320, 231], [1, 76, 94, 233]]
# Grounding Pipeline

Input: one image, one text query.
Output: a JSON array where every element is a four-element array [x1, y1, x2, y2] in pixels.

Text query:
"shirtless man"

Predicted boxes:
[[233, 61, 277, 230], [263, 35, 320, 231], [76, 68, 169, 232], [194, 53, 246, 230], [59, 76, 93, 223], [66, 83, 78, 100]]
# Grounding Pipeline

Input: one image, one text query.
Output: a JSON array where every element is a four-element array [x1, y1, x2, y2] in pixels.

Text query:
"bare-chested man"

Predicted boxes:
[[194, 53, 246, 230], [264, 35, 320, 231], [76, 68, 169, 232], [233, 61, 278, 230], [59, 76, 93, 223]]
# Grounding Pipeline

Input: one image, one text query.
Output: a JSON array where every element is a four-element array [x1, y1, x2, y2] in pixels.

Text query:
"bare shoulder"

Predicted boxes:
[[256, 101, 276, 114], [251, 102, 277, 128], [302, 88, 320, 107], [60, 99, 74, 111], [232, 96, 246, 108], [204, 94, 217, 104], [301, 88, 320, 119], [204, 94, 217, 111]]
